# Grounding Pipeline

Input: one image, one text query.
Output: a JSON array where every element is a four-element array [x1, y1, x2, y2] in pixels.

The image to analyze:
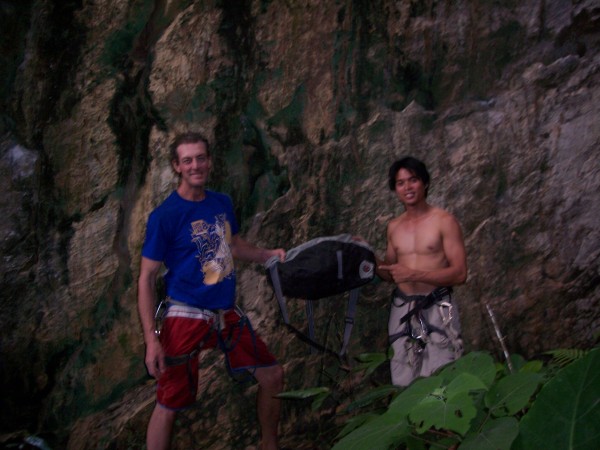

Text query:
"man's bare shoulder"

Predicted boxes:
[[430, 207, 465, 239], [430, 206, 456, 221], [387, 212, 408, 230], [432, 206, 461, 224]]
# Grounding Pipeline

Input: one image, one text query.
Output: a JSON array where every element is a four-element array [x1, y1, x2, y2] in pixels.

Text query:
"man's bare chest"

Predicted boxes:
[[392, 221, 444, 257]]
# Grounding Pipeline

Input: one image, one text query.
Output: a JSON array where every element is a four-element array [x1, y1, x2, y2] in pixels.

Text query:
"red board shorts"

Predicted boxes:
[[157, 304, 278, 410]]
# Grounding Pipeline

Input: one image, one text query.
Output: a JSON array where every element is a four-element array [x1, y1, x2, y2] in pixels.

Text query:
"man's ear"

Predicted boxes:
[[171, 158, 181, 174]]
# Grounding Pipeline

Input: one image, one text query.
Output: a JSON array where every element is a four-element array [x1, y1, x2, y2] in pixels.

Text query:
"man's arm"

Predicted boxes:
[[375, 223, 397, 282], [438, 214, 468, 285], [137, 256, 166, 378], [230, 234, 286, 265], [380, 214, 467, 287]]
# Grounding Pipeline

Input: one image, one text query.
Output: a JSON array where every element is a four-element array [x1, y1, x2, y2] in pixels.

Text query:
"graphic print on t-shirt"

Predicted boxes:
[[190, 213, 234, 285]]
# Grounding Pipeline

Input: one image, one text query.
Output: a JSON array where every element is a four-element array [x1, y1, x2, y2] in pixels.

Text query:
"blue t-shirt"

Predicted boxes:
[[141, 190, 240, 309]]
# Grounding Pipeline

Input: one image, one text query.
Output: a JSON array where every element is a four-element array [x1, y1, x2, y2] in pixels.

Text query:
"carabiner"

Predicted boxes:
[[154, 300, 168, 336]]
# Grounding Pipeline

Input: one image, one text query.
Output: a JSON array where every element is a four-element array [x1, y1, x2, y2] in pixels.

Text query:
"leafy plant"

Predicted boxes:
[[542, 348, 589, 368], [277, 387, 330, 412], [512, 348, 600, 449], [277, 348, 600, 449]]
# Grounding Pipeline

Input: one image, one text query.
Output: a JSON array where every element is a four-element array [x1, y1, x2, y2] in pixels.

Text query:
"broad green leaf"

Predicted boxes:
[[331, 410, 410, 450], [276, 386, 329, 399], [465, 390, 494, 437], [387, 376, 444, 416], [354, 352, 387, 363], [332, 377, 442, 449], [404, 434, 430, 450], [513, 347, 600, 450], [335, 412, 380, 439], [459, 416, 518, 450], [509, 354, 527, 372], [519, 359, 543, 374], [342, 385, 400, 413], [311, 390, 330, 411], [409, 390, 477, 436], [446, 372, 489, 397], [408, 434, 462, 450], [484, 372, 542, 417], [353, 352, 388, 376], [439, 352, 497, 388]]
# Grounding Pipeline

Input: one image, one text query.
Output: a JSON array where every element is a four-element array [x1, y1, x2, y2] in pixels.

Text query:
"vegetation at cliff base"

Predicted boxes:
[[279, 348, 600, 450]]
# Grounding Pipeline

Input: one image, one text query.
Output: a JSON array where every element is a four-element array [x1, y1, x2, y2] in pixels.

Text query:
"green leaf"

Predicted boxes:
[[332, 377, 443, 449], [446, 372, 489, 397], [404, 434, 430, 450], [335, 412, 380, 439], [513, 347, 600, 450], [331, 411, 410, 450], [343, 385, 400, 413], [484, 372, 542, 417], [519, 359, 543, 374], [276, 386, 329, 400], [354, 352, 388, 363], [387, 376, 444, 416], [353, 352, 388, 376], [459, 417, 519, 450], [311, 390, 330, 411], [508, 354, 527, 372], [409, 390, 477, 436], [543, 348, 589, 368], [439, 352, 497, 388]]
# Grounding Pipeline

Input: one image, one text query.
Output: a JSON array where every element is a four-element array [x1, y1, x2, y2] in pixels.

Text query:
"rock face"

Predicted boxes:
[[0, 0, 598, 448]]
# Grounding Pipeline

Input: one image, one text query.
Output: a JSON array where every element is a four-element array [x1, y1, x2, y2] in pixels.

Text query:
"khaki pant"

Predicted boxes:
[[388, 289, 463, 386]]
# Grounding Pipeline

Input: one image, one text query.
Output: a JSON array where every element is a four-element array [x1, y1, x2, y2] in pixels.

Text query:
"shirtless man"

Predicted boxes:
[[377, 156, 467, 386]]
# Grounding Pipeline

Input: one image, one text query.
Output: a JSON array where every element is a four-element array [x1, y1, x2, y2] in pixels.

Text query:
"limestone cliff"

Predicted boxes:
[[0, 0, 598, 448]]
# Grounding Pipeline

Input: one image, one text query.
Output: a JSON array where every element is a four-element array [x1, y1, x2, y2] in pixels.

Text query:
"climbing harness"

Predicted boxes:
[[389, 287, 459, 352], [155, 298, 260, 388]]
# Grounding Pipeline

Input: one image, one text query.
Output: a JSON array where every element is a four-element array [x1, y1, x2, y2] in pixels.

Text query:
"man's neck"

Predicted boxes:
[[177, 185, 206, 202], [403, 201, 432, 219]]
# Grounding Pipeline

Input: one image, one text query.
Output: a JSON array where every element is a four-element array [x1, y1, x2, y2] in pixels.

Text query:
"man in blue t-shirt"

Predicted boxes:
[[138, 132, 285, 450]]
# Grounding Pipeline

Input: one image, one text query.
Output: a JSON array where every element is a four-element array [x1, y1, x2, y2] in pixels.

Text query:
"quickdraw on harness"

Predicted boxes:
[[389, 286, 454, 351], [265, 234, 376, 359], [154, 298, 260, 387]]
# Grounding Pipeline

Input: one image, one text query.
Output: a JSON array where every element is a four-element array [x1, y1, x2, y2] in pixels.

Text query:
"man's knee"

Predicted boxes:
[[147, 404, 177, 450], [151, 403, 177, 426], [256, 364, 284, 392]]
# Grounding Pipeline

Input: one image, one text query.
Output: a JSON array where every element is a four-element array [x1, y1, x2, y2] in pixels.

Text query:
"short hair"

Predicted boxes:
[[169, 132, 210, 163], [388, 156, 430, 196]]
